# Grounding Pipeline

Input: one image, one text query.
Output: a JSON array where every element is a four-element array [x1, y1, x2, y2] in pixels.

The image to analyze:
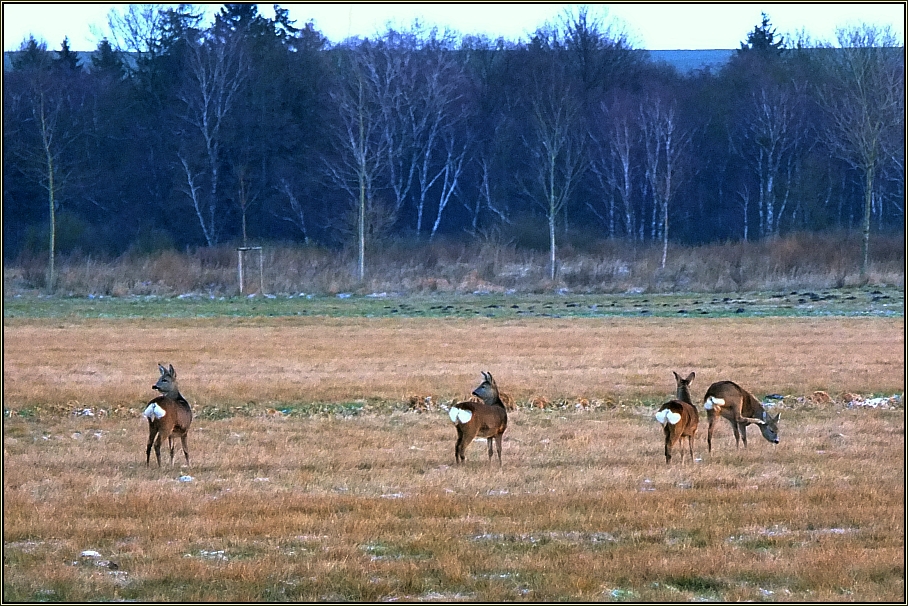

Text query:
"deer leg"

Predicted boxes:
[[494, 435, 503, 466], [731, 420, 742, 448], [146, 426, 158, 467], [733, 412, 765, 426], [487, 437, 494, 462], [687, 435, 694, 462], [456, 425, 474, 464], [153, 433, 163, 467], [664, 427, 672, 463], [706, 414, 716, 453], [454, 427, 464, 464], [739, 423, 748, 448], [180, 434, 190, 467], [168, 435, 177, 467]]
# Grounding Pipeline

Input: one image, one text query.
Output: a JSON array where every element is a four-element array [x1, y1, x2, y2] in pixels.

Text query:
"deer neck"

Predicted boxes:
[[480, 392, 504, 408], [159, 386, 184, 402], [676, 385, 693, 405]]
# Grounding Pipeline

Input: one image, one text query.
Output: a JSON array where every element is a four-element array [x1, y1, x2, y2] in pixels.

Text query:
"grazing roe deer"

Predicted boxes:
[[654, 371, 699, 464], [703, 380, 780, 452], [448, 371, 508, 466], [143, 364, 193, 467]]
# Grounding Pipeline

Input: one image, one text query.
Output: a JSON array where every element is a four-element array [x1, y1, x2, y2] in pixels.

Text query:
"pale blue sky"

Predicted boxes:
[[3, 2, 905, 52]]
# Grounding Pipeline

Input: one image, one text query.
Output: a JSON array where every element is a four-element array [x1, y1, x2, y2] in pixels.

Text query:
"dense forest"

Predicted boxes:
[[3, 5, 904, 286]]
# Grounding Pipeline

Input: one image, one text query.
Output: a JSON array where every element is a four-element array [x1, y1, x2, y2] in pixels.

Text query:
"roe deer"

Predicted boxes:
[[143, 364, 193, 467], [703, 380, 780, 452], [448, 371, 508, 466], [654, 371, 699, 464]]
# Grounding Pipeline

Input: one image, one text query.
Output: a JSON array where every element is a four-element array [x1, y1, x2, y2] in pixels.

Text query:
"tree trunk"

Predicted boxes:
[[358, 176, 366, 283], [47, 160, 55, 292], [861, 163, 874, 276], [549, 212, 557, 281]]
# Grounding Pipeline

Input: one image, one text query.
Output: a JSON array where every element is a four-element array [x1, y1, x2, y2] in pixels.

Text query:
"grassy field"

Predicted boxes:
[[3, 295, 904, 602]]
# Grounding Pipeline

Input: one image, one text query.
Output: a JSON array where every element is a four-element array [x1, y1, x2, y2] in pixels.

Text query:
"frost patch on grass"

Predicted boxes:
[[185, 549, 228, 562], [471, 530, 617, 545]]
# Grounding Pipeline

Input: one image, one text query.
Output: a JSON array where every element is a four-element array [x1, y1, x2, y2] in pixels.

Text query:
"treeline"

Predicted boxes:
[[3, 5, 904, 285]]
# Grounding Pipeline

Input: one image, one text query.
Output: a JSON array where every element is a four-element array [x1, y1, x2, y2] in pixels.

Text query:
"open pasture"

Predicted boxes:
[[3, 312, 904, 601]]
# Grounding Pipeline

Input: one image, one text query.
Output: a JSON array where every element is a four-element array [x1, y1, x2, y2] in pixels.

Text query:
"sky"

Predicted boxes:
[[2, 2, 905, 52]]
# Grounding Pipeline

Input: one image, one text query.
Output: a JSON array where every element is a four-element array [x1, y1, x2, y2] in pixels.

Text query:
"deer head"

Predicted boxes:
[[757, 410, 781, 444], [471, 371, 500, 406], [153, 363, 178, 397]]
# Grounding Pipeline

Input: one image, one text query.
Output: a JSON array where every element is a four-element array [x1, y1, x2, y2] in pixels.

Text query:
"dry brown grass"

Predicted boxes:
[[5, 231, 904, 296], [2, 316, 903, 411], [3, 316, 905, 601]]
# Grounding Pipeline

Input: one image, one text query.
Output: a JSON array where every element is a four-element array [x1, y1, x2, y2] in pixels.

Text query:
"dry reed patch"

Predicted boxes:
[[3, 316, 903, 413], [3, 405, 904, 601]]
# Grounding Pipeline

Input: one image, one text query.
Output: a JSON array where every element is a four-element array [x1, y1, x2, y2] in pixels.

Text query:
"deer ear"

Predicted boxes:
[[158, 363, 167, 375], [673, 371, 681, 382], [169, 364, 176, 377], [486, 372, 496, 385], [686, 372, 695, 383]]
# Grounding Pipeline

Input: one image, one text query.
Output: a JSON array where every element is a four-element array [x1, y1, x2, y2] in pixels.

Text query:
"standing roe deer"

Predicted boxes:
[[143, 364, 193, 467], [655, 371, 699, 464], [448, 371, 508, 466], [703, 380, 780, 452]]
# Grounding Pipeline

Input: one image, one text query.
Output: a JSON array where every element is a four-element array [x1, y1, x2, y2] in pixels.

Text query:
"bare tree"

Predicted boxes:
[[522, 78, 587, 281], [324, 47, 390, 282], [177, 31, 247, 246], [429, 132, 468, 240], [276, 177, 310, 244], [816, 24, 903, 274], [639, 96, 690, 268], [9, 66, 83, 291], [465, 154, 512, 234], [590, 97, 637, 239], [732, 84, 805, 237], [373, 29, 469, 237]]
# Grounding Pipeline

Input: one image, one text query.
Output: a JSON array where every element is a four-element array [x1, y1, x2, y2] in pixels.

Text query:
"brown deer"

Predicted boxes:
[[703, 380, 780, 453], [448, 371, 508, 466], [143, 364, 193, 467], [655, 371, 699, 464]]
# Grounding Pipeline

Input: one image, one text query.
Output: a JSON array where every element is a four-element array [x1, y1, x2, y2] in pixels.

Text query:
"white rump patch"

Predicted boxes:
[[655, 409, 681, 425], [143, 402, 166, 420], [704, 396, 725, 410], [449, 406, 472, 424]]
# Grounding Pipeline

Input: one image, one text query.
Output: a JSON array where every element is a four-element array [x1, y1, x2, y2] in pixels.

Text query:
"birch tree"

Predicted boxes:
[[590, 98, 637, 239], [324, 47, 390, 282], [177, 30, 247, 246], [732, 84, 805, 237], [639, 97, 689, 268], [522, 76, 587, 280], [816, 24, 903, 274]]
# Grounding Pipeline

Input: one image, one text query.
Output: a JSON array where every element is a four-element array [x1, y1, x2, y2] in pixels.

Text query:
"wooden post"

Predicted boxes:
[[238, 248, 245, 294], [237, 246, 264, 295]]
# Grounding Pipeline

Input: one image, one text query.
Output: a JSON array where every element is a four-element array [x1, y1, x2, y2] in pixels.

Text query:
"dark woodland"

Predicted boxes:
[[3, 5, 904, 285]]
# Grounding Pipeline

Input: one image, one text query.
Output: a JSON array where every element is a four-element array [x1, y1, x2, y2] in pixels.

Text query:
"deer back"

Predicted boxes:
[[656, 399, 698, 436], [146, 364, 193, 430], [705, 380, 780, 443]]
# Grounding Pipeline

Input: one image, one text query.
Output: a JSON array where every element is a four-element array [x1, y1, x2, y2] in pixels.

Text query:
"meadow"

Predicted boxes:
[[3, 295, 905, 602]]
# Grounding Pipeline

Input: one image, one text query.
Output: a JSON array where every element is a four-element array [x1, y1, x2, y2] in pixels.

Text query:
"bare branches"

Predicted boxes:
[[816, 24, 904, 273], [177, 32, 248, 246]]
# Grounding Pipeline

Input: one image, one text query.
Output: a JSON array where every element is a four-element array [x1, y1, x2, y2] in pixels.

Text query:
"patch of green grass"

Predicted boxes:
[[665, 575, 727, 594], [4, 287, 903, 320]]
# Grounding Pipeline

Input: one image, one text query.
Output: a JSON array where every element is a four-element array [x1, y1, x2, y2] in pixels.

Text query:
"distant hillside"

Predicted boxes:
[[644, 49, 735, 74], [4, 49, 735, 74]]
